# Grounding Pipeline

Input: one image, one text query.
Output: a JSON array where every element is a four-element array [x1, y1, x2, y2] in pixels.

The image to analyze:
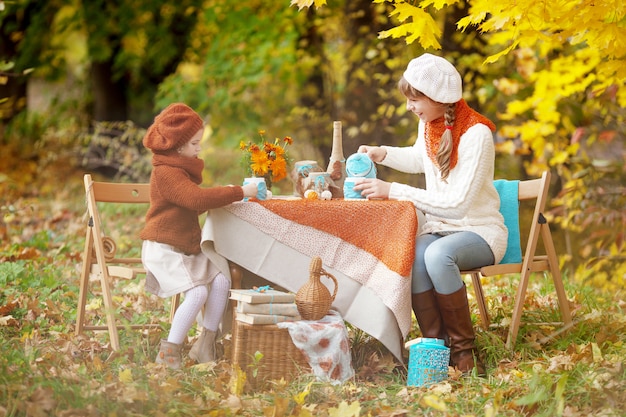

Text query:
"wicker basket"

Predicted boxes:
[[231, 319, 310, 389], [295, 256, 338, 320]]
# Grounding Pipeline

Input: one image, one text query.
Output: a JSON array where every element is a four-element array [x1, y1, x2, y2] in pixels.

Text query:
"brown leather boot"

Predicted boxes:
[[411, 289, 446, 341], [436, 285, 485, 376]]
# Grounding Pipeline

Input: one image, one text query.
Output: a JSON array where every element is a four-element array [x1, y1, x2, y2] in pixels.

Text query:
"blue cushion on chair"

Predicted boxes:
[[493, 179, 522, 264]]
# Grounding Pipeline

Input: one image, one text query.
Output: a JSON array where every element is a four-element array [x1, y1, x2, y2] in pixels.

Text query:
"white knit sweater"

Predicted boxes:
[[382, 121, 508, 263]]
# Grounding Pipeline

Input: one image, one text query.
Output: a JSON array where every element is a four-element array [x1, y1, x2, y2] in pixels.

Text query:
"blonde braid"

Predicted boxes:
[[435, 103, 457, 182]]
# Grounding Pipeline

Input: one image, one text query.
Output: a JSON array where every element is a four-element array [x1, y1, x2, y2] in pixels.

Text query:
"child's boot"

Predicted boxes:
[[189, 328, 217, 363], [155, 339, 182, 370]]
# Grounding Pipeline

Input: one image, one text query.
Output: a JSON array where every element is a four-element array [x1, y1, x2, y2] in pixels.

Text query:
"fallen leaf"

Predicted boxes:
[[420, 394, 447, 412], [119, 368, 133, 383], [0, 300, 18, 316], [0, 315, 18, 327], [25, 387, 56, 417], [220, 394, 242, 413], [328, 400, 361, 417]]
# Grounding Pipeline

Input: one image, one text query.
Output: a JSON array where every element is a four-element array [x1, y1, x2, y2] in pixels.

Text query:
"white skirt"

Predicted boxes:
[[142, 240, 221, 298]]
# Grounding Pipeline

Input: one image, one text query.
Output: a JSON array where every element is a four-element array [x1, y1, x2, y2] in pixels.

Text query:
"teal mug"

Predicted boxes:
[[343, 177, 365, 199]]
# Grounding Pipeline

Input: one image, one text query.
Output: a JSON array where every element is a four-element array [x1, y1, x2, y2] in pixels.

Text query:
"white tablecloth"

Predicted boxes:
[[200, 200, 417, 361]]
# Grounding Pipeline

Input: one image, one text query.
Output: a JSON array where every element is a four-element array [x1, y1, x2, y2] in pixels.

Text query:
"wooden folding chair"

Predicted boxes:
[[463, 171, 572, 350], [75, 174, 180, 350]]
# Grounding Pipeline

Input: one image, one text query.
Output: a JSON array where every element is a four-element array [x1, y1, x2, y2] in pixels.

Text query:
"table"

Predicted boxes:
[[200, 198, 418, 361]]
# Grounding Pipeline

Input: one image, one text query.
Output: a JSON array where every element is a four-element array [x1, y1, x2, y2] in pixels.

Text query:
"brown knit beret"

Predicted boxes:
[[143, 103, 204, 153]]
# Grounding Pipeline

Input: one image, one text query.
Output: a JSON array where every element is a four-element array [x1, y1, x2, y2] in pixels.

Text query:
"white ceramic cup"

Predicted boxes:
[[243, 177, 267, 200]]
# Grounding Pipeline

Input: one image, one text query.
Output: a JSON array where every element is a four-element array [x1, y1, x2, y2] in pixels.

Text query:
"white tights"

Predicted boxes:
[[167, 273, 230, 345]]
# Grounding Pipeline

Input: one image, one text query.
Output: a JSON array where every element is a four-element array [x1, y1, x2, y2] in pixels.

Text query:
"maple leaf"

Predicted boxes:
[[290, 0, 327, 11], [378, 3, 442, 49], [419, 0, 461, 10]]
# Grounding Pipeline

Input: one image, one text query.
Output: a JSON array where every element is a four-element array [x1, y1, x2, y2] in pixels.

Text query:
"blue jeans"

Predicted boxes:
[[412, 231, 495, 295]]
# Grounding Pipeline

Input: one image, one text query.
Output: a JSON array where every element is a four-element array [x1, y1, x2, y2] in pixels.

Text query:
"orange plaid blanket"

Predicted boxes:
[[257, 199, 417, 276]]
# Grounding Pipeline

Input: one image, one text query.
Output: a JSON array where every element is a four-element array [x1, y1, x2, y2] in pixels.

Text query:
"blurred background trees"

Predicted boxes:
[[1, 0, 624, 291]]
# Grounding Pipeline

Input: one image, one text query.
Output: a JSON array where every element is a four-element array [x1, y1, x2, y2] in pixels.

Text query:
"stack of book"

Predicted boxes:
[[230, 288, 301, 325]]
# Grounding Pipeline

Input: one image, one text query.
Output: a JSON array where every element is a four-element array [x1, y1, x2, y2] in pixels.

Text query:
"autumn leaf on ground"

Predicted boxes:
[[230, 365, 246, 396], [420, 394, 447, 412], [263, 395, 289, 417], [25, 387, 56, 417], [328, 400, 361, 417], [119, 368, 133, 383], [293, 381, 313, 405], [0, 315, 18, 327], [0, 300, 18, 316], [220, 394, 242, 413]]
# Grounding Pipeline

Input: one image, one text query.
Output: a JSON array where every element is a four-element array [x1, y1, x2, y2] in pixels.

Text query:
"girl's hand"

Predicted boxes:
[[357, 145, 387, 163], [242, 183, 258, 198], [352, 178, 391, 200]]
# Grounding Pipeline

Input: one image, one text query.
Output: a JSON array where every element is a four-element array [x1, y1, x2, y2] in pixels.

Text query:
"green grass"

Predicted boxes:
[[1, 177, 625, 416]]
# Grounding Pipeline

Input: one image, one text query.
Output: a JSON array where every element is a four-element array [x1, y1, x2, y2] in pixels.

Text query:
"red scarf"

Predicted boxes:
[[424, 99, 496, 170]]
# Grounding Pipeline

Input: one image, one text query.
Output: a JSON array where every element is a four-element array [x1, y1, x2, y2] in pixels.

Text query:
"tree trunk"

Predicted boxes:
[[90, 60, 128, 122]]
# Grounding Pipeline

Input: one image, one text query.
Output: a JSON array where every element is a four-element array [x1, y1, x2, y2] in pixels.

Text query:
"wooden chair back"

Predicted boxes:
[[463, 171, 572, 350], [75, 174, 179, 350]]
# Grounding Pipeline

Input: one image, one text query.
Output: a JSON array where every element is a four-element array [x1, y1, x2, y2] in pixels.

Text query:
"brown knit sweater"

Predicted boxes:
[[140, 153, 244, 254]]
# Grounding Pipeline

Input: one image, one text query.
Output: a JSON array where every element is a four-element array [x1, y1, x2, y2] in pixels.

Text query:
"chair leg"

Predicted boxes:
[[229, 262, 243, 290], [541, 223, 572, 326], [169, 293, 180, 323], [228, 262, 244, 313], [470, 272, 490, 330], [76, 227, 94, 336], [97, 263, 120, 351], [506, 264, 534, 351]]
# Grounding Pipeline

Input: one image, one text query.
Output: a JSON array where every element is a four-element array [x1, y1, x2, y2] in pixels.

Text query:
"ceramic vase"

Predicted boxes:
[[326, 121, 346, 197]]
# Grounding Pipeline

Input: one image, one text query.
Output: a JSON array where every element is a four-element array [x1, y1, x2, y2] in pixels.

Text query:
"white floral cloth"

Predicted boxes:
[[278, 310, 354, 384]]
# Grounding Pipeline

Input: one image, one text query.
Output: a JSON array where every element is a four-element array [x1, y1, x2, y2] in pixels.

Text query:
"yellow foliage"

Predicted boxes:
[[343, 0, 626, 185], [121, 31, 148, 59], [378, 4, 442, 48], [493, 78, 520, 95], [420, 0, 461, 10], [494, 140, 516, 155], [178, 63, 202, 82]]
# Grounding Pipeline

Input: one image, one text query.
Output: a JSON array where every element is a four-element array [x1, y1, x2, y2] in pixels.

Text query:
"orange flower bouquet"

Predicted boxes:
[[239, 130, 293, 189]]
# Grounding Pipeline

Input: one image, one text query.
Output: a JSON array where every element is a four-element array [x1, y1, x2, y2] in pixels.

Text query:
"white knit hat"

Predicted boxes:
[[403, 53, 462, 103]]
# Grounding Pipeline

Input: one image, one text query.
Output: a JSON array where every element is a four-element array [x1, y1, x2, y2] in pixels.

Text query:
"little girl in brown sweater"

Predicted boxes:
[[140, 103, 258, 369]]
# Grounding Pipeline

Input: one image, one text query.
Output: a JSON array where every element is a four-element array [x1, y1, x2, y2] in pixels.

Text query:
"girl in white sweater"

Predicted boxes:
[[355, 53, 507, 375]]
